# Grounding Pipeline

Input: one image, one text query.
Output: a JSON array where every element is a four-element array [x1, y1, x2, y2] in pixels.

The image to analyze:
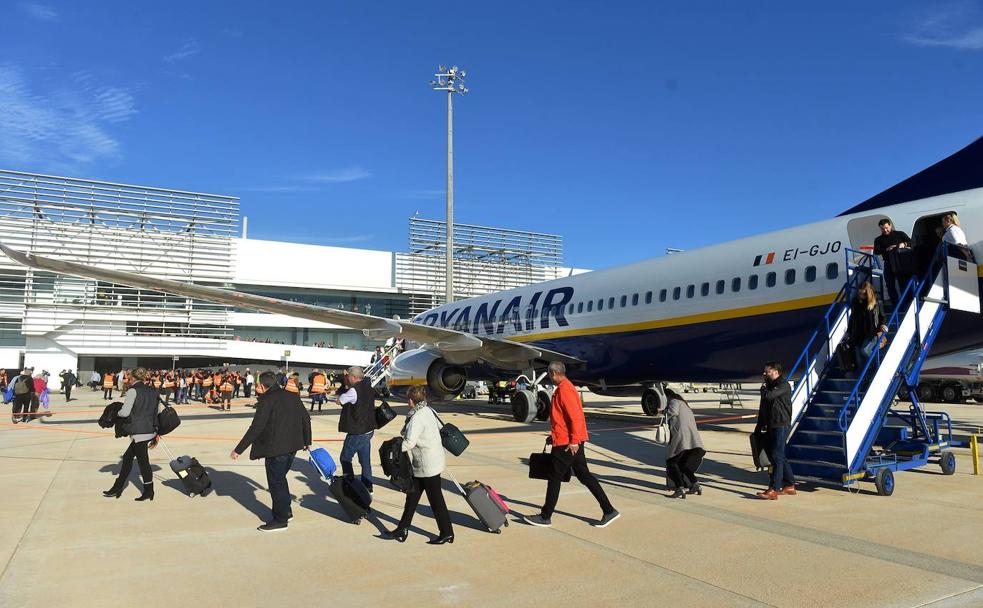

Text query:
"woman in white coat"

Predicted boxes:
[[385, 385, 455, 544]]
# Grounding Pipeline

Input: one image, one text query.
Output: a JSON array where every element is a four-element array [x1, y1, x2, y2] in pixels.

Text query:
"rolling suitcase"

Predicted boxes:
[[329, 476, 371, 524], [455, 479, 509, 533], [750, 431, 771, 471], [160, 439, 212, 497]]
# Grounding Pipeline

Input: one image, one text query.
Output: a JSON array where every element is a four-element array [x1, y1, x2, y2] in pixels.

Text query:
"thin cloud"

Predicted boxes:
[[19, 2, 57, 20], [299, 166, 372, 183], [163, 39, 201, 63], [903, 4, 983, 50], [0, 65, 136, 171]]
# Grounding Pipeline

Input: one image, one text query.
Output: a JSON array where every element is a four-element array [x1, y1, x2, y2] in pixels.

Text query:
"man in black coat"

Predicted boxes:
[[60, 369, 77, 402], [754, 361, 796, 500], [873, 219, 913, 305], [231, 370, 312, 532]]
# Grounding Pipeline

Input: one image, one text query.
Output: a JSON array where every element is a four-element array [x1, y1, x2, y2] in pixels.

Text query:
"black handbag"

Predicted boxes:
[[156, 405, 181, 436], [528, 440, 572, 482], [431, 408, 469, 456], [374, 400, 396, 429]]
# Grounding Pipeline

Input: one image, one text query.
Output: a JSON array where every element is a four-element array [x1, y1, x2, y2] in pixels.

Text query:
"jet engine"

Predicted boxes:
[[389, 347, 468, 399]]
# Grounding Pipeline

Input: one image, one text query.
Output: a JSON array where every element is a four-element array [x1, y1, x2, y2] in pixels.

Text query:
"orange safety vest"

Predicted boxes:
[[163, 379, 175, 389], [255, 383, 267, 395], [103, 374, 114, 389], [285, 378, 299, 393], [193, 375, 201, 385], [213, 373, 222, 385], [310, 374, 326, 394], [221, 379, 233, 392], [153, 378, 162, 389], [202, 376, 213, 387]]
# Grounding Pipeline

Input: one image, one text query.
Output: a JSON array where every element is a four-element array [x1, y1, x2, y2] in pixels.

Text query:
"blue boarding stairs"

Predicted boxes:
[[782, 243, 980, 495]]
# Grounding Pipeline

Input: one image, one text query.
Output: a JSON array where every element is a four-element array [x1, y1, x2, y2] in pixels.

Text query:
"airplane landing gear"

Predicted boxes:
[[510, 371, 553, 423]]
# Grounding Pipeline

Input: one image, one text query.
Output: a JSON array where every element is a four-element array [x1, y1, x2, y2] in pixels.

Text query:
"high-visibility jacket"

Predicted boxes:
[[310, 374, 327, 394], [163, 379, 175, 389], [255, 383, 267, 395], [153, 378, 162, 389], [285, 378, 299, 393], [221, 379, 233, 392], [193, 375, 201, 385], [202, 376, 213, 388], [213, 373, 222, 386], [103, 374, 114, 389]]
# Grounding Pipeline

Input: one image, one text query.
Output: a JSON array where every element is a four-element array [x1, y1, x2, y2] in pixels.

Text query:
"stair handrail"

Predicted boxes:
[[786, 250, 879, 410], [365, 342, 402, 385], [836, 243, 952, 432]]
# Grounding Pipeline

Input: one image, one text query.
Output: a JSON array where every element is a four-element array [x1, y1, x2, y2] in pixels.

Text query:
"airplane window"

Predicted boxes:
[[632, 293, 639, 306], [686, 285, 695, 298], [620, 295, 627, 308], [598, 299, 604, 311], [716, 280, 725, 294], [608, 297, 615, 309], [748, 274, 759, 290], [660, 289, 667, 302], [701, 282, 710, 297], [805, 266, 817, 282], [577, 302, 584, 314], [766, 272, 777, 287], [568, 304, 574, 315], [785, 269, 796, 285], [587, 301, 593, 312], [732, 277, 741, 292], [644, 291, 652, 304], [826, 263, 838, 280], [672, 287, 681, 300]]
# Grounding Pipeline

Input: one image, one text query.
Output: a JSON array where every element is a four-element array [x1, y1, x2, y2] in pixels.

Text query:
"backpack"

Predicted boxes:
[[378, 437, 414, 493], [14, 376, 31, 395]]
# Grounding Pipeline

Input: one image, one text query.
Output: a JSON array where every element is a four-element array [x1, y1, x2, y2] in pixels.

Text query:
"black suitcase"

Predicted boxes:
[[528, 441, 572, 482], [457, 479, 509, 533], [329, 476, 371, 524], [170, 455, 213, 496], [750, 432, 771, 471]]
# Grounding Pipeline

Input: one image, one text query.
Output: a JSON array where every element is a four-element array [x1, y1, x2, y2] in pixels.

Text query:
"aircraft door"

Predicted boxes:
[[846, 214, 891, 258]]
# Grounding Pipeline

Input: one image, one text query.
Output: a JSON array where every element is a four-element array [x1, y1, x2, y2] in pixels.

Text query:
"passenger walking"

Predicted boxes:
[[103, 368, 162, 501], [662, 389, 705, 499], [60, 369, 77, 402], [89, 370, 100, 391], [384, 386, 455, 544], [525, 362, 619, 528], [244, 369, 254, 398], [10, 368, 35, 424], [336, 366, 376, 493], [231, 371, 312, 532], [873, 219, 913, 304], [847, 281, 887, 374], [754, 361, 796, 500]]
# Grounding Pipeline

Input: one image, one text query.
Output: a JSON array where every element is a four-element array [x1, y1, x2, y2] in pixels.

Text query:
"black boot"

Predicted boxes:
[[134, 483, 154, 502], [687, 482, 702, 496], [103, 481, 124, 498], [669, 488, 686, 499], [385, 527, 408, 542]]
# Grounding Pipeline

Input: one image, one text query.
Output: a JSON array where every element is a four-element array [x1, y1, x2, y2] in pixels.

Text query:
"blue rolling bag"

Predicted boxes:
[[309, 447, 337, 479]]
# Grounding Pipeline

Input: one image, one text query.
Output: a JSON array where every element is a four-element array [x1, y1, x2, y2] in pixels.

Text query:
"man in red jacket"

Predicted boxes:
[[525, 362, 620, 528]]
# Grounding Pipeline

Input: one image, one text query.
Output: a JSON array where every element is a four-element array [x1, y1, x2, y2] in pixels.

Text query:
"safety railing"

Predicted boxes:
[[364, 342, 402, 387]]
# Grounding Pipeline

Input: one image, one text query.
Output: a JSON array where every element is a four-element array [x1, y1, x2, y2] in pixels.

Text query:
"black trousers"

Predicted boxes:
[[114, 440, 153, 489], [398, 475, 453, 536], [103, 388, 113, 400], [542, 444, 614, 519], [64, 384, 72, 401], [12, 394, 31, 420], [666, 448, 705, 490]]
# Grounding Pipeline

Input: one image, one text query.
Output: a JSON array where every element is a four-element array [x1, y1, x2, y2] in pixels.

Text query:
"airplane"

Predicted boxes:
[[3, 136, 982, 423]]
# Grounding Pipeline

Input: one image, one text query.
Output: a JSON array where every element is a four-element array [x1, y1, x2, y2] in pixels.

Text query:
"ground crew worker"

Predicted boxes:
[[525, 362, 620, 528], [285, 372, 302, 395], [103, 372, 115, 400], [309, 370, 327, 413], [162, 374, 176, 405], [220, 374, 234, 411], [202, 372, 213, 401]]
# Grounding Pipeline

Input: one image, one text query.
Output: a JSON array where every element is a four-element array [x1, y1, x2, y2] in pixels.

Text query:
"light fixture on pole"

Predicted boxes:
[[430, 65, 468, 304]]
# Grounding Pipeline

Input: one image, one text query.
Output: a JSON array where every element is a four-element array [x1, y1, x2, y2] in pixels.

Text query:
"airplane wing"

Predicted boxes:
[[0, 244, 581, 366]]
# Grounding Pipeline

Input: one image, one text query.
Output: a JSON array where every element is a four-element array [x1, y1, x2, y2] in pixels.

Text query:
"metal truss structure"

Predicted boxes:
[[396, 216, 565, 315], [0, 170, 238, 351]]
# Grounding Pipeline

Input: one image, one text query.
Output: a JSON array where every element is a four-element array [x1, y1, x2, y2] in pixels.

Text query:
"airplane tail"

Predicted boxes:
[[839, 135, 983, 216]]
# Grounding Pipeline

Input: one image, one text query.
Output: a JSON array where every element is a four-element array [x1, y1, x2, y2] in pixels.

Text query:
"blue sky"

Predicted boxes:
[[2, 1, 982, 270]]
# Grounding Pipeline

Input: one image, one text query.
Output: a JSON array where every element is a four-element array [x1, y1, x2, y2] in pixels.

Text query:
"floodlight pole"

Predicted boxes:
[[431, 66, 468, 305]]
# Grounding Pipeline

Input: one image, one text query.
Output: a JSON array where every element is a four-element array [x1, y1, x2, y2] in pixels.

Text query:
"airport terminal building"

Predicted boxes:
[[0, 170, 577, 377]]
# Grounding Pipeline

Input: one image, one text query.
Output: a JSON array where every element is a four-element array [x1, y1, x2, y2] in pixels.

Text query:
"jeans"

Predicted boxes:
[[265, 452, 296, 524], [542, 443, 614, 519], [768, 425, 796, 490], [341, 431, 374, 490], [854, 336, 878, 371], [666, 447, 705, 490], [398, 475, 453, 536]]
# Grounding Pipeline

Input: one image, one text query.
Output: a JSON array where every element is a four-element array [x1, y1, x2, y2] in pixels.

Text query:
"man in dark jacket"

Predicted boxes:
[[231, 371, 312, 532], [754, 361, 796, 500], [60, 369, 77, 402], [336, 366, 376, 492], [873, 219, 913, 305]]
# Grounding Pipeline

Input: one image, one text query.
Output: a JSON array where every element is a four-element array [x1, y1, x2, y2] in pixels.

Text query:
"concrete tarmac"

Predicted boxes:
[[1, 389, 982, 607]]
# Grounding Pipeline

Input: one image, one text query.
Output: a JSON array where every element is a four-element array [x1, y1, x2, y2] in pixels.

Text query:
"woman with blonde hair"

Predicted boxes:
[[103, 367, 162, 501], [847, 281, 887, 373]]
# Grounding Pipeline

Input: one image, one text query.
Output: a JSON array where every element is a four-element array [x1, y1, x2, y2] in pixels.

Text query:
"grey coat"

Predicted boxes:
[[665, 398, 703, 459]]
